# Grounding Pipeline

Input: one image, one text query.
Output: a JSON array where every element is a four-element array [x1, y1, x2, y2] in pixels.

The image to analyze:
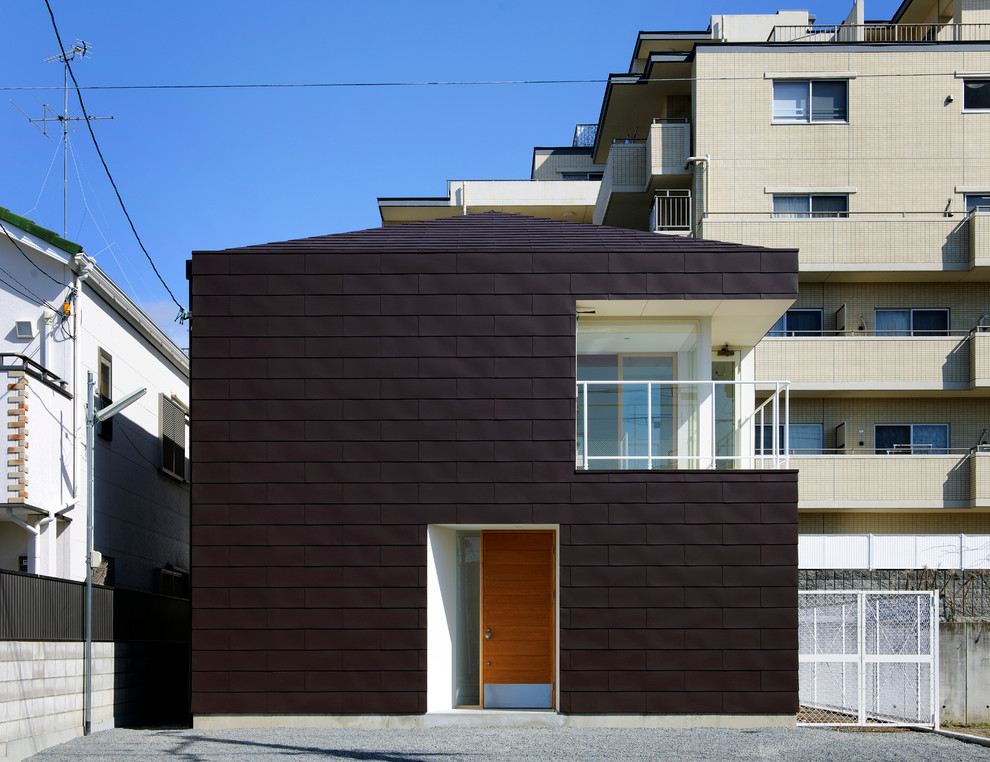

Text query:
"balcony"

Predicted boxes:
[[755, 334, 980, 392], [575, 379, 790, 470], [795, 453, 985, 510], [699, 210, 990, 276], [594, 121, 692, 226], [769, 23, 990, 43]]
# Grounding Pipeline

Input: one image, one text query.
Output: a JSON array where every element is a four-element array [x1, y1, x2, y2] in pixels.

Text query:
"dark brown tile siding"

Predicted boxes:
[[190, 212, 798, 716]]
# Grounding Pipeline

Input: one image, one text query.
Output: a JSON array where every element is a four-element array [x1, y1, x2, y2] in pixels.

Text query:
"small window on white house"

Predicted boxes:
[[875, 424, 949, 454], [773, 80, 848, 122], [773, 194, 848, 218], [768, 309, 824, 336], [874, 309, 949, 336], [97, 349, 113, 441], [160, 394, 187, 481], [963, 80, 990, 111]]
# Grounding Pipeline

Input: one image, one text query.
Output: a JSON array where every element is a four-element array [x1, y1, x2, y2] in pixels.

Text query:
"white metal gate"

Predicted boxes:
[[798, 591, 938, 727]]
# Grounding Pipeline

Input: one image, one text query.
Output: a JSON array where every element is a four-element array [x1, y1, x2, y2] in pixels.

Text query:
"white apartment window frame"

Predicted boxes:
[[772, 194, 848, 218], [160, 393, 188, 482], [963, 79, 990, 111], [874, 423, 949, 455], [559, 171, 604, 181], [768, 308, 824, 337], [772, 79, 848, 123], [874, 308, 949, 336]]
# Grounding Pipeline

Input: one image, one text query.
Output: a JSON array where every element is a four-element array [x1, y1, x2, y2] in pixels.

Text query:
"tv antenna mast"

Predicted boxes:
[[10, 40, 114, 238]]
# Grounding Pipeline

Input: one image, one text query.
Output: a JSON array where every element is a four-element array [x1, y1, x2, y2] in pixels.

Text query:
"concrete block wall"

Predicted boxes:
[[941, 622, 990, 724], [0, 642, 114, 762]]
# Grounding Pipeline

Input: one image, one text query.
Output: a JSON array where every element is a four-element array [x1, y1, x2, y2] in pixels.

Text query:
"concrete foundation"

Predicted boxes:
[[940, 622, 990, 724]]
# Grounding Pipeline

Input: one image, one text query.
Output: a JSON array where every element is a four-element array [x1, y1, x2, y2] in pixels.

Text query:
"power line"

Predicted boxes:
[[42, 0, 189, 323], [0, 70, 967, 92], [0, 220, 70, 289]]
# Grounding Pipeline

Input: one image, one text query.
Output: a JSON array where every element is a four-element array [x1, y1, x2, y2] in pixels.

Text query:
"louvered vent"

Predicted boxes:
[[160, 394, 186, 480]]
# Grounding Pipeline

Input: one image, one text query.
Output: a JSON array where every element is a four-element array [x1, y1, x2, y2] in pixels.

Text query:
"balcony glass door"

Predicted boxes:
[[619, 355, 675, 469]]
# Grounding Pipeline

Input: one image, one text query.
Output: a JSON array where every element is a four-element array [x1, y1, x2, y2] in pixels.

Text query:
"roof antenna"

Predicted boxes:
[[10, 40, 114, 238]]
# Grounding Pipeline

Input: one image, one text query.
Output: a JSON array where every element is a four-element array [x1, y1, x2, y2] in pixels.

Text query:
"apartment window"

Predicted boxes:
[[768, 309, 824, 336], [963, 80, 990, 111], [773, 80, 847, 122], [759, 423, 823, 455], [773, 194, 848, 218], [97, 348, 112, 441], [875, 424, 949, 454], [160, 394, 187, 481], [874, 309, 949, 336], [965, 194, 990, 212]]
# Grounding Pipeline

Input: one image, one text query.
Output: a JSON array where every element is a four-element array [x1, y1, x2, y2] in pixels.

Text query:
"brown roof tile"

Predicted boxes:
[[196, 212, 795, 258]]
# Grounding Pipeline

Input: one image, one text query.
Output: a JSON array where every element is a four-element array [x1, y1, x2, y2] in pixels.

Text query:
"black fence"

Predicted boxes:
[[800, 568, 990, 621], [0, 568, 191, 726]]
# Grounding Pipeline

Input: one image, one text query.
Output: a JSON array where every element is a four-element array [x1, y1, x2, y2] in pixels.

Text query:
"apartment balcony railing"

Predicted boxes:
[[799, 533, 990, 570], [795, 451, 990, 509], [651, 190, 692, 232], [575, 379, 790, 470], [769, 22, 990, 43], [755, 332, 989, 391], [699, 209, 989, 274]]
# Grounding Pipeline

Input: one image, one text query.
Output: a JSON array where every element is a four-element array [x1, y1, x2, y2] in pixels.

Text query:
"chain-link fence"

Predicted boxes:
[[800, 568, 990, 621], [799, 591, 937, 727]]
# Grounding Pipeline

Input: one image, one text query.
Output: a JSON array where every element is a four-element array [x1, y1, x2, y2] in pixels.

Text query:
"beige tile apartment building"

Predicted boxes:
[[379, 0, 990, 578]]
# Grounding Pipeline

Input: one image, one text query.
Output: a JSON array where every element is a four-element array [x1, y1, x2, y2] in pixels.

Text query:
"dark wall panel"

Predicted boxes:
[[190, 213, 799, 716]]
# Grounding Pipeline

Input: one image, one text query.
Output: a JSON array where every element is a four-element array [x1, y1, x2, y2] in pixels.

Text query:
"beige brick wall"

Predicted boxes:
[[531, 150, 599, 181], [799, 511, 990, 533], [756, 336, 971, 386], [795, 454, 971, 503], [693, 48, 990, 216], [647, 122, 691, 174], [786, 396, 990, 451]]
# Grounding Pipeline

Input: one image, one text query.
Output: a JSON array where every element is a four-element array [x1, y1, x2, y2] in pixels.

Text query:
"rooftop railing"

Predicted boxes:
[[575, 379, 790, 470], [769, 22, 990, 43]]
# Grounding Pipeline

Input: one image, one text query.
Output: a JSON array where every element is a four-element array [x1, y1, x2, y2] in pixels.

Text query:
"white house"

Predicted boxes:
[[0, 205, 189, 593]]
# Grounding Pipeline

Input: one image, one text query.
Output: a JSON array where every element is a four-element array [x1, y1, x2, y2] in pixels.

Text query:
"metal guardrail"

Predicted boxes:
[[770, 22, 990, 43], [575, 379, 790, 470]]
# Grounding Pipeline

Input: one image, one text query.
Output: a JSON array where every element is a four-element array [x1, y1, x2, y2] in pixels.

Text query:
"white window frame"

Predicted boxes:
[[772, 194, 848, 218], [160, 393, 188, 481], [965, 194, 990, 212], [773, 79, 848, 123], [874, 423, 949, 455]]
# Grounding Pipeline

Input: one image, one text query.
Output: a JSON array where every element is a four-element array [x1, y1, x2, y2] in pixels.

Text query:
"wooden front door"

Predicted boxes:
[[480, 530, 555, 708]]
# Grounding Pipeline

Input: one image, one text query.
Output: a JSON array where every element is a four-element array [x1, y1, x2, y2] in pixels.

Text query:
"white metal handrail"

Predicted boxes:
[[575, 379, 790, 470]]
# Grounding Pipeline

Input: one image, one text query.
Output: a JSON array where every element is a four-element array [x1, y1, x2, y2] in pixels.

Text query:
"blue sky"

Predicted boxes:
[[2, 1, 902, 347]]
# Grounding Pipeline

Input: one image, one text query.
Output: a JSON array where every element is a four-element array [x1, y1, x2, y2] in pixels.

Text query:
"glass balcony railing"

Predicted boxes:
[[575, 379, 791, 470]]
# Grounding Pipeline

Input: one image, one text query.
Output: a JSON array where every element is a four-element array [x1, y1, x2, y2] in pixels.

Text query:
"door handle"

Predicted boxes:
[[485, 627, 492, 639]]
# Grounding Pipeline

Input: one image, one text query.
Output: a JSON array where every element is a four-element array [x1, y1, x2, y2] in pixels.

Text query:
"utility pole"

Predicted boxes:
[[10, 40, 113, 238]]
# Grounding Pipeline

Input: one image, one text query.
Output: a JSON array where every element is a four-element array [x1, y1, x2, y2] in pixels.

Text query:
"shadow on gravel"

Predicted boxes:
[[160, 733, 469, 762]]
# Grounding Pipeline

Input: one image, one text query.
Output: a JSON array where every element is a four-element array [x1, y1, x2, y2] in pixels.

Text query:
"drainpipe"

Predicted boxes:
[[684, 154, 711, 237], [6, 507, 54, 574]]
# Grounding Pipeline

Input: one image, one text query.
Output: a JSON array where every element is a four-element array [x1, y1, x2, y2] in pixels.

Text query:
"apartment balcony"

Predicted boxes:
[[575, 379, 790, 470], [593, 120, 692, 226], [699, 210, 990, 278], [755, 333, 990, 392], [769, 22, 990, 43], [795, 452, 988, 510]]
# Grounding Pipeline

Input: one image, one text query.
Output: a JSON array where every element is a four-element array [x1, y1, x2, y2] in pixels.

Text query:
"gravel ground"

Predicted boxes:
[[26, 726, 990, 761]]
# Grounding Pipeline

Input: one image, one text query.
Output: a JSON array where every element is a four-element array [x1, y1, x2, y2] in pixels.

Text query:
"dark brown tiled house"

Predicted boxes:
[[189, 212, 800, 726]]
